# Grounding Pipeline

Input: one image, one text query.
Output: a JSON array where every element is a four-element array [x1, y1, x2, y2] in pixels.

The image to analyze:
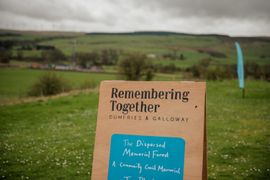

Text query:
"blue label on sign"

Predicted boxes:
[[108, 134, 185, 180]]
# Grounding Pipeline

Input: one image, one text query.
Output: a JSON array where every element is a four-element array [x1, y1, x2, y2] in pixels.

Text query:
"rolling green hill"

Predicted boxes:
[[1, 30, 269, 69]]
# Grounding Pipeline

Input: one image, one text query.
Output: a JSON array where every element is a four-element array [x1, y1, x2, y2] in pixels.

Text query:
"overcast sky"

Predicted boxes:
[[0, 0, 269, 36]]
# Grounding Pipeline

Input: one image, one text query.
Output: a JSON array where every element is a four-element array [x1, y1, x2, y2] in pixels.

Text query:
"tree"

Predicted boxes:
[[190, 58, 212, 78], [28, 73, 70, 96], [16, 50, 24, 61], [41, 49, 66, 63], [179, 53, 185, 60], [76, 52, 100, 68], [0, 50, 11, 64], [118, 54, 154, 80], [100, 49, 118, 65]]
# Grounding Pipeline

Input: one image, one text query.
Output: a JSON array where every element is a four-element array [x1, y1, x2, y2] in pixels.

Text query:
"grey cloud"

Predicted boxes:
[[0, 0, 269, 36], [0, 0, 103, 23], [134, 0, 270, 20]]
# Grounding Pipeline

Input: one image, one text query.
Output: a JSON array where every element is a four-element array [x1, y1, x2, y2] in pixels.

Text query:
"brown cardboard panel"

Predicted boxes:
[[91, 81, 207, 180]]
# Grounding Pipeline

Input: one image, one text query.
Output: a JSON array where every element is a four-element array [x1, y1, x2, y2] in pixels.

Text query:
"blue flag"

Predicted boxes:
[[235, 42, 244, 89]]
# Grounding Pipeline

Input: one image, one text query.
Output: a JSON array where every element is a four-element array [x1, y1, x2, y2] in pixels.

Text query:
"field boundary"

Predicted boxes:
[[0, 88, 98, 106]]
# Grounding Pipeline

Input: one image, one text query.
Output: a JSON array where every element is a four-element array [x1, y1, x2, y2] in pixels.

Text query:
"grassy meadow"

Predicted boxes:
[[0, 79, 269, 179], [1, 30, 270, 179], [0, 68, 178, 103], [0, 69, 116, 103]]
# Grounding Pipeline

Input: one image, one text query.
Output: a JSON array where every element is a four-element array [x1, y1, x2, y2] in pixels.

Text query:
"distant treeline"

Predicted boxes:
[[232, 37, 270, 43], [86, 31, 230, 38], [186, 58, 270, 81], [0, 36, 75, 50], [0, 33, 21, 37], [86, 31, 270, 43], [0, 40, 56, 51]]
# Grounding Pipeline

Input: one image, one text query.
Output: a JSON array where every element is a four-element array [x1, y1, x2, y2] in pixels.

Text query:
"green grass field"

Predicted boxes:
[[0, 80, 269, 179], [0, 68, 180, 103], [0, 69, 270, 179], [0, 68, 116, 102]]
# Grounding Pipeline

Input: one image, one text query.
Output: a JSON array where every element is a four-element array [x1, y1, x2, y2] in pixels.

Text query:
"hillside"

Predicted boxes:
[[1, 29, 269, 69]]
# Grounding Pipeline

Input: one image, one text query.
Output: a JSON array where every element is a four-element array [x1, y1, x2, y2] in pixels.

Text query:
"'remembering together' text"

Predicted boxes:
[[110, 88, 190, 114]]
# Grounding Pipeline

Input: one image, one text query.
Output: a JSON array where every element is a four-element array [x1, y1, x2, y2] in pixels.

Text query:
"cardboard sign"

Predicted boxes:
[[91, 81, 207, 180]]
